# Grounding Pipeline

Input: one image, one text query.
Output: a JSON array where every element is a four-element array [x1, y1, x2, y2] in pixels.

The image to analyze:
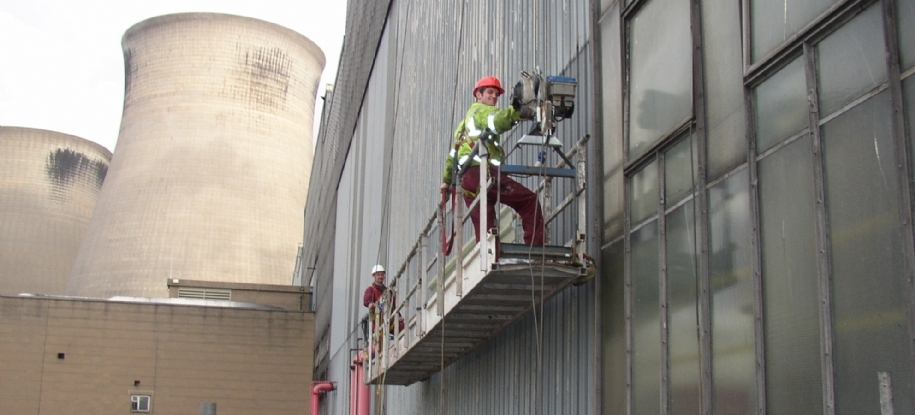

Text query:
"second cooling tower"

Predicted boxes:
[[68, 13, 325, 298]]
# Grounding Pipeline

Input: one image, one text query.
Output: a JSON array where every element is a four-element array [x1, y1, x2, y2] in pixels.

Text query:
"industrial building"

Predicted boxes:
[[300, 0, 915, 414], [0, 283, 314, 415], [68, 13, 326, 299], [0, 127, 111, 296]]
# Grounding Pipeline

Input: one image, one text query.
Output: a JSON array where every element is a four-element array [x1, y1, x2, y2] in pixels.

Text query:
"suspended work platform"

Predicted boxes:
[[366, 239, 587, 385], [363, 134, 592, 386]]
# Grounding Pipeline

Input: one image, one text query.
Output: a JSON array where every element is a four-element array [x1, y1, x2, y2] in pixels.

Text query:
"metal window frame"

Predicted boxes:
[[804, 41, 838, 415], [883, 0, 915, 404], [742, 2, 915, 415], [613, 0, 915, 415], [621, 1, 704, 415]]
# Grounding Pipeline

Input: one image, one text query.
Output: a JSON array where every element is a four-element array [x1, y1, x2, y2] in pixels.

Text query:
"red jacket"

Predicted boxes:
[[363, 283, 391, 308]]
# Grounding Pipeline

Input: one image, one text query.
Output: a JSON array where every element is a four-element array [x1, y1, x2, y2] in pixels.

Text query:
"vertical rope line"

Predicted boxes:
[[442, 2, 468, 414]]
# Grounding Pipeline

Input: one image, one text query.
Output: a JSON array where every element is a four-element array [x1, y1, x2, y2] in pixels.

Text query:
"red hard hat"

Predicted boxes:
[[473, 76, 504, 96]]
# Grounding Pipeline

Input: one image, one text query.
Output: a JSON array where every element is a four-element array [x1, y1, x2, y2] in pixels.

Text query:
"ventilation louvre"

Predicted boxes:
[[177, 287, 231, 301]]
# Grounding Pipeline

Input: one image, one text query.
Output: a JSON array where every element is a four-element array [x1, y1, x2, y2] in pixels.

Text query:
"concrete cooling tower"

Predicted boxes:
[[67, 13, 325, 298], [0, 127, 111, 295]]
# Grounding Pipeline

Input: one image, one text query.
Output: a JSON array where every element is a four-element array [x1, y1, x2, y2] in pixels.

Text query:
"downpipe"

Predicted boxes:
[[354, 354, 371, 415], [311, 381, 335, 415]]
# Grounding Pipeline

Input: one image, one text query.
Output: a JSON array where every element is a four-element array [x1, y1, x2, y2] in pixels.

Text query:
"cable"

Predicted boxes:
[[441, 2, 468, 414]]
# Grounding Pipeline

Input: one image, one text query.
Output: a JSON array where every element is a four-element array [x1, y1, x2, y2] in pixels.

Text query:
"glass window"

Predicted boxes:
[[817, 3, 887, 117], [628, 0, 692, 159], [708, 168, 756, 415], [666, 201, 700, 415], [601, 240, 627, 415], [899, 0, 915, 72], [631, 221, 660, 415], [665, 134, 698, 207], [822, 91, 915, 415], [631, 160, 659, 225], [758, 136, 823, 415], [602, 2, 625, 241], [703, 0, 747, 180], [755, 57, 808, 153], [751, 0, 838, 62]]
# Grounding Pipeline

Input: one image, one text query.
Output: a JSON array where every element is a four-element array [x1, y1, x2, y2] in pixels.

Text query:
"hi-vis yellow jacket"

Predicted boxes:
[[442, 102, 520, 185]]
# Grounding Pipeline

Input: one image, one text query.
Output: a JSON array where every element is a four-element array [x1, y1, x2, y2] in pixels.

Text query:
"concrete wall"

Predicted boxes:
[[69, 13, 325, 298], [0, 127, 111, 296], [0, 296, 315, 415]]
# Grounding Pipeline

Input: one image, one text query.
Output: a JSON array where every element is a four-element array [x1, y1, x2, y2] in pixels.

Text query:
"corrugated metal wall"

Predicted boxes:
[[301, 0, 597, 413]]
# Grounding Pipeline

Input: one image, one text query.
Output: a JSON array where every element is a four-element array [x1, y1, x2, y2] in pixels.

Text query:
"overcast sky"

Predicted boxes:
[[0, 0, 346, 152]]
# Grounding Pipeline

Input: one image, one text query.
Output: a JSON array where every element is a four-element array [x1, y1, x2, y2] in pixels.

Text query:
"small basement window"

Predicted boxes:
[[131, 394, 150, 412]]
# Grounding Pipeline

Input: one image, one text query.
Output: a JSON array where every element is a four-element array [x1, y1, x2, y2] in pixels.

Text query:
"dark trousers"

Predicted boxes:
[[461, 166, 544, 246]]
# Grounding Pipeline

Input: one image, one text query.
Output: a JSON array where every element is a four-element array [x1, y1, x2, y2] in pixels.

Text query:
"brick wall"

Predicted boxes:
[[0, 296, 315, 415]]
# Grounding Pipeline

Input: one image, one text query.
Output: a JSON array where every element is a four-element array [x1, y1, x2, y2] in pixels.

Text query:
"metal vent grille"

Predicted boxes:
[[177, 287, 231, 301]]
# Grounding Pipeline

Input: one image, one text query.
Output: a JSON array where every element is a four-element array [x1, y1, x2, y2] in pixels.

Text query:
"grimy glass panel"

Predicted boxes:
[[708, 168, 756, 415], [755, 57, 807, 153], [751, 0, 838, 62], [602, 2, 625, 240], [665, 134, 698, 206], [899, 0, 915, 71], [817, 3, 887, 117], [601, 241, 626, 415], [632, 221, 660, 415], [666, 201, 700, 415], [758, 136, 823, 415], [631, 160, 659, 225], [702, 0, 747, 179], [628, 0, 691, 159], [822, 91, 915, 415]]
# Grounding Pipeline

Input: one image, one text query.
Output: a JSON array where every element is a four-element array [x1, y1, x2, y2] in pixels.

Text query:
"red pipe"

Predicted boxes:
[[311, 381, 335, 415], [349, 360, 357, 415], [354, 354, 370, 415]]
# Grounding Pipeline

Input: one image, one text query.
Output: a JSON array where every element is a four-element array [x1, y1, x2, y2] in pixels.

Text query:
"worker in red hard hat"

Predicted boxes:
[[440, 75, 544, 246]]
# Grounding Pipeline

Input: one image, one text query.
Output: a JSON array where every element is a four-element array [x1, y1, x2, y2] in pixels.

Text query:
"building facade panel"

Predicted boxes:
[[303, 0, 597, 414]]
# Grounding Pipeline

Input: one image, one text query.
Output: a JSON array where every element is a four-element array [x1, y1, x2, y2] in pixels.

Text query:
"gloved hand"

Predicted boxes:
[[511, 80, 524, 110]]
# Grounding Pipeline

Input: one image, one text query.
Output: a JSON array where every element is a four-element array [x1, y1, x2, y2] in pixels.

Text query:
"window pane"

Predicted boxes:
[[822, 91, 915, 415], [817, 3, 887, 117], [755, 57, 808, 153], [899, 0, 915, 72], [601, 240, 626, 415], [751, 0, 838, 62], [632, 221, 660, 415], [631, 160, 659, 225], [665, 134, 698, 206], [758, 136, 823, 415], [628, 0, 692, 159], [709, 168, 756, 415], [703, 0, 747, 179], [666, 201, 700, 415], [602, 2, 625, 241]]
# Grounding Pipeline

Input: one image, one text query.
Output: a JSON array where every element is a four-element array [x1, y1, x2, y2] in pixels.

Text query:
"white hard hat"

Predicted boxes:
[[371, 265, 385, 274]]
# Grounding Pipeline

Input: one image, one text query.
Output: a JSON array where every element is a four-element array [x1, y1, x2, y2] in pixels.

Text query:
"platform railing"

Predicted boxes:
[[363, 135, 589, 384]]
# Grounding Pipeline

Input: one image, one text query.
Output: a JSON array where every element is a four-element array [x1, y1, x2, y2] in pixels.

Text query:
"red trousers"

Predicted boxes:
[[461, 166, 544, 246]]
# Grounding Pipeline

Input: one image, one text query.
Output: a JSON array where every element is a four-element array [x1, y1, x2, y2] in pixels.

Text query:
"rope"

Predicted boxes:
[[441, 1, 468, 414]]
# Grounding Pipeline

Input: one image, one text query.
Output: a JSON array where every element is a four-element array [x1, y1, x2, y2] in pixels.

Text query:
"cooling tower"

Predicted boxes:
[[0, 127, 111, 295], [67, 13, 325, 298]]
